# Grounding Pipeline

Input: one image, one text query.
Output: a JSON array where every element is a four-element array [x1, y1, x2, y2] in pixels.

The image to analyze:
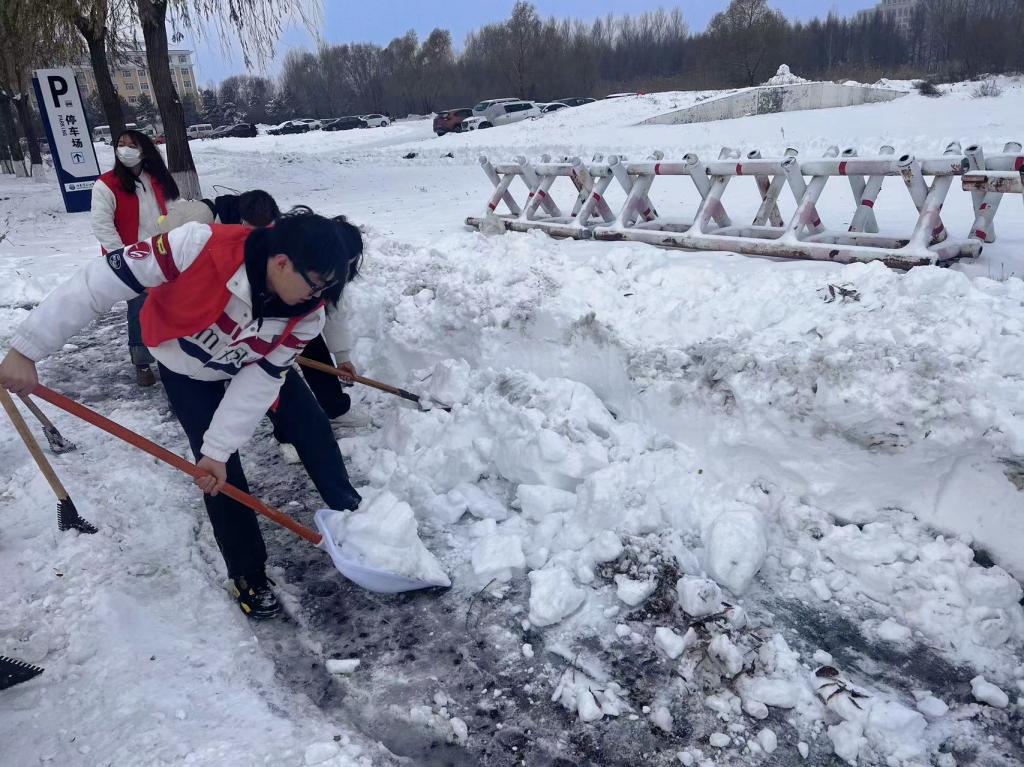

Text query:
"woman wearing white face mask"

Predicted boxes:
[[91, 129, 180, 386]]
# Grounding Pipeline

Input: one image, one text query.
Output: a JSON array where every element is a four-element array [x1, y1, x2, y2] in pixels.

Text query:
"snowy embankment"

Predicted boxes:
[[2, 76, 1024, 766]]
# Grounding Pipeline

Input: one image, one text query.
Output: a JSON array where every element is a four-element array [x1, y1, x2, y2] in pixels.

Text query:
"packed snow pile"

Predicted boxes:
[[765, 64, 808, 86], [321, 491, 450, 587]]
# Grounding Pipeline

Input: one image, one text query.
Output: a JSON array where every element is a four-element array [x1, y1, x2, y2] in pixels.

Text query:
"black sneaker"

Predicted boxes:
[[230, 573, 281, 619]]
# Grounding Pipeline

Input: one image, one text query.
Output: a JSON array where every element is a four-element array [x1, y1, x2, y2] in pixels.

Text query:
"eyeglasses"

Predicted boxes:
[[296, 267, 339, 296]]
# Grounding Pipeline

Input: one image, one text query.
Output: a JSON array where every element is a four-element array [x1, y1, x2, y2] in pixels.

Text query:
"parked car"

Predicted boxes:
[[471, 97, 519, 116], [460, 116, 487, 131], [296, 118, 322, 130], [322, 116, 367, 131], [433, 107, 473, 136], [211, 123, 258, 139], [268, 120, 310, 135], [556, 96, 596, 107], [479, 100, 541, 128], [187, 123, 214, 139], [360, 113, 390, 128], [540, 102, 570, 114]]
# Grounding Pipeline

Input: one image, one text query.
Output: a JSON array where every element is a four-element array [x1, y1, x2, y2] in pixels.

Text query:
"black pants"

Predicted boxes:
[[297, 335, 351, 420], [127, 295, 155, 367], [160, 363, 362, 580]]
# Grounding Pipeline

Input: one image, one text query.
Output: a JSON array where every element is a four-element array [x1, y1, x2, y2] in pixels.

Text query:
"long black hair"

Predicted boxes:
[[112, 129, 180, 201]]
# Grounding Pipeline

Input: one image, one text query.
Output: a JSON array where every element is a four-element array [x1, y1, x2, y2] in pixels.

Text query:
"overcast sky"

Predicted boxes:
[[186, 1, 880, 86]]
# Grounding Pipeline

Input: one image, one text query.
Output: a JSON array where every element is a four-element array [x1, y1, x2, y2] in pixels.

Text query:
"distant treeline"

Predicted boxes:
[[152, 0, 1024, 126]]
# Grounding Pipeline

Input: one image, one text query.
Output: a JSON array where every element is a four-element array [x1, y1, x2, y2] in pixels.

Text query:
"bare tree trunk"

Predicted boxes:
[[137, 0, 200, 199], [0, 112, 13, 174], [13, 90, 42, 168], [0, 92, 26, 176], [74, 16, 126, 139]]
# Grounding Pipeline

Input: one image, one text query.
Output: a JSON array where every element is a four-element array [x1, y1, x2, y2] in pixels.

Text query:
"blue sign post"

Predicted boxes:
[[32, 67, 100, 213]]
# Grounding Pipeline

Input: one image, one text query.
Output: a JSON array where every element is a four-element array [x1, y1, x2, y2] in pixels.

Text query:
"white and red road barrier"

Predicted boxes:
[[466, 142, 1024, 270]]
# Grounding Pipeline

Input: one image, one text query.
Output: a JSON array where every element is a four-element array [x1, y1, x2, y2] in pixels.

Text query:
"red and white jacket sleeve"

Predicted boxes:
[[10, 222, 213, 362], [201, 311, 324, 462], [90, 177, 124, 251]]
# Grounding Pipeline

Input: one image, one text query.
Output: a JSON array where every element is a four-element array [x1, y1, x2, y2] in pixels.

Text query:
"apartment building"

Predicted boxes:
[[74, 47, 198, 106], [856, 0, 920, 33]]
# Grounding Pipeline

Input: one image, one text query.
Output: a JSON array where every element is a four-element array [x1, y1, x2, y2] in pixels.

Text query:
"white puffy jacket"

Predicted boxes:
[[90, 171, 166, 251], [11, 222, 334, 462]]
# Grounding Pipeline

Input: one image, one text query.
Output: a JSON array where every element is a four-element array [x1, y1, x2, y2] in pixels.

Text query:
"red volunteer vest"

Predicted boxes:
[[98, 169, 169, 251], [140, 224, 321, 352]]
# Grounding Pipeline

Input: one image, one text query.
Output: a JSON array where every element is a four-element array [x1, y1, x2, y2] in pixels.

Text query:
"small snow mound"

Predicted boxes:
[[326, 658, 360, 675], [757, 728, 778, 754], [528, 566, 586, 626], [914, 693, 949, 719], [615, 574, 658, 606], [704, 509, 767, 593], [676, 575, 723, 617], [653, 626, 690, 659], [875, 618, 913, 644], [765, 64, 807, 86], [971, 675, 1009, 708], [304, 742, 340, 765], [471, 534, 525, 582]]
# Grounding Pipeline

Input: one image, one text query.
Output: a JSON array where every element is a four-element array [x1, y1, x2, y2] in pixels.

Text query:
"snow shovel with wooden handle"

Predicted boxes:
[[296, 357, 452, 412], [30, 384, 449, 593], [18, 393, 76, 453], [0, 387, 97, 534]]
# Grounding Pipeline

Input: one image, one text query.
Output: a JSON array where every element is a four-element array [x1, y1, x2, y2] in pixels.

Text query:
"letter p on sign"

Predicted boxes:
[[47, 75, 68, 107]]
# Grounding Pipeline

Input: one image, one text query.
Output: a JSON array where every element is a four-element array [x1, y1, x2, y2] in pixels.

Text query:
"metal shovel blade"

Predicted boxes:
[[314, 509, 450, 593], [43, 425, 77, 454], [57, 498, 98, 534], [0, 656, 44, 690]]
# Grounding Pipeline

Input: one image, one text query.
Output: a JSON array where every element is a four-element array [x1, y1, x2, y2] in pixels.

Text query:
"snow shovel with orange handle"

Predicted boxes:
[[296, 356, 452, 412], [28, 384, 449, 593]]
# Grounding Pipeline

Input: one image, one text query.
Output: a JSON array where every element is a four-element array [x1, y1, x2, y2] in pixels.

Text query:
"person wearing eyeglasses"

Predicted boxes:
[[0, 207, 363, 620], [157, 190, 368, 439]]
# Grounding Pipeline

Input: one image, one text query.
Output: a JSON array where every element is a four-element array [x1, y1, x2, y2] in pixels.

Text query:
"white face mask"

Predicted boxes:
[[117, 146, 142, 167]]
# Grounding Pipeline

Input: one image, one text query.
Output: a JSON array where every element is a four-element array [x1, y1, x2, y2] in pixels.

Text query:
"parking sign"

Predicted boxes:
[[32, 67, 100, 213]]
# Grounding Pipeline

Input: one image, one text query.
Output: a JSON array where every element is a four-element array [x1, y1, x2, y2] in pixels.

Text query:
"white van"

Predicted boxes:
[[92, 122, 141, 144], [480, 100, 541, 128], [187, 123, 214, 139]]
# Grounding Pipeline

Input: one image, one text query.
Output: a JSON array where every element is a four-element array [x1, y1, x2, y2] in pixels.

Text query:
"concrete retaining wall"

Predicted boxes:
[[641, 82, 906, 126]]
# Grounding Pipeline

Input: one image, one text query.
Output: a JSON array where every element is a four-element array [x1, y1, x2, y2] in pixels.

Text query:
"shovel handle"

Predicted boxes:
[[296, 357, 451, 412], [31, 385, 323, 546], [0, 387, 69, 500], [17, 394, 58, 430]]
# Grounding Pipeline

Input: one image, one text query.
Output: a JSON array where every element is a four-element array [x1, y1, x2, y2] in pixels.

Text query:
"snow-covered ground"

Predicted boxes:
[[2, 76, 1024, 766]]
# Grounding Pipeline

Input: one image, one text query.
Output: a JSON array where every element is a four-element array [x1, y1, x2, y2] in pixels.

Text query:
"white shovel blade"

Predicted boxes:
[[314, 509, 449, 593]]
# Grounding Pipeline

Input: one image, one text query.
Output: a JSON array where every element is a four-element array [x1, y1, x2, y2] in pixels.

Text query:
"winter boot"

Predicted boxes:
[[135, 365, 157, 387], [230, 572, 281, 619]]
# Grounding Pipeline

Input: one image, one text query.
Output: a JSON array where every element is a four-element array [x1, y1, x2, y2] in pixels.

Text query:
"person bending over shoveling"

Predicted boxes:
[[0, 208, 364, 619]]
